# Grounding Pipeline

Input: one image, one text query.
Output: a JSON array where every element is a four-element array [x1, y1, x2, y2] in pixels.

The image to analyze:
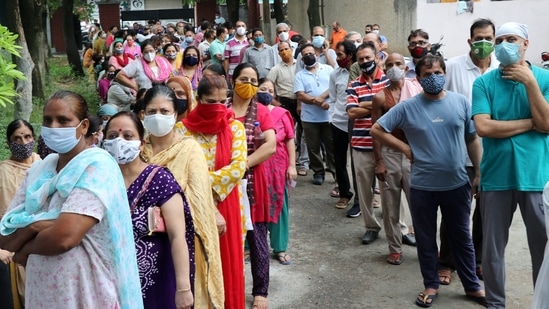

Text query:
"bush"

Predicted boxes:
[[0, 56, 99, 161]]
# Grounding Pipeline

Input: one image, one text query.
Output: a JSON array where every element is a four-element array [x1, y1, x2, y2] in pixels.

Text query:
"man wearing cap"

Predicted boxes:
[[472, 22, 549, 308]]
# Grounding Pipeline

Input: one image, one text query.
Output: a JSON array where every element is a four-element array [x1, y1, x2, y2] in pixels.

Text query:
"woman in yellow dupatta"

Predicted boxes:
[[0, 119, 41, 309], [140, 84, 225, 309]]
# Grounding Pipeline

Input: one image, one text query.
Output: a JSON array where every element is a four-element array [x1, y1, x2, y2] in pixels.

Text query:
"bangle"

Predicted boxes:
[[177, 288, 191, 293]]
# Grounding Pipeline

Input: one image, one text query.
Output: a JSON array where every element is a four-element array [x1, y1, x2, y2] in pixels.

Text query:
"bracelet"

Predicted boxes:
[[177, 288, 191, 293]]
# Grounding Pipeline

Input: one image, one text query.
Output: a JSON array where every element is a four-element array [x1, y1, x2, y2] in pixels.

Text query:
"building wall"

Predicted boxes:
[[417, 0, 549, 63], [143, 0, 181, 10]]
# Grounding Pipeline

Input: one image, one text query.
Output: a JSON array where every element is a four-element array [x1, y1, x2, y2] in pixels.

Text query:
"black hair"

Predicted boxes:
[[45, 90, 89, 121], [357, 42, 377, 56], [202, 62, 226, 77], [291, 34, 303, 43], [231, 62, 259, 83], [216, 26, 227, 37], [470, 18, 495, 39], [408, 29, 429, 42], [163, 43, 177, 55], [6, 119, 35, 141], [299, 43, 315, 54], [142, 84, 177, 112], [197, 75, 228, 98], [105, 111, 146, 140], [337, 40, 358, 63], [85, 115, 102, 138], [415, 54, 446, 76]]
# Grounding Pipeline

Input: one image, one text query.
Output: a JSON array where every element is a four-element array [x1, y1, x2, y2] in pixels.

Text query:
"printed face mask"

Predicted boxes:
[[256, 92, 273, 106], [103, 137, 141, 165], [495, 41, 521, 66], [336, 56, 351, 69], [9, 141, 35, 160], [419, 74, 446, 95], [40, 122, 82, 154], [143, 113, 176, 137], [360, 60, 377, 75], [471, 40, 494, 60], [386, 66, 406, 82], [165, 53, 177, 60]]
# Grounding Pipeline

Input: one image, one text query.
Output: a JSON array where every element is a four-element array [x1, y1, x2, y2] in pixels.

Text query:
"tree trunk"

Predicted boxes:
[[226, 0, 240, 24], [273, 0, 285, 23], [307, 0, 321, 35], [62, 0, 84, 76], [19, 0, 48, 99], [262, 0, 272, 44], [6, 0, 35, 121]]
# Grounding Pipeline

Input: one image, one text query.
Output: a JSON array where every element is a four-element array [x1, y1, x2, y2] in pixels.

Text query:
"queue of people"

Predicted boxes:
[[1, 14, 549, 309]]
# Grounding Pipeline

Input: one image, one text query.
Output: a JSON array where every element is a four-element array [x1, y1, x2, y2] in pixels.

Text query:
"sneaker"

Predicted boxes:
[[312, 174, 324, 185], [346, 204, 362, 218]]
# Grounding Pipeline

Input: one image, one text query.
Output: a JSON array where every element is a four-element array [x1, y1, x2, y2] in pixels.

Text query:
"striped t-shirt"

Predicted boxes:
[[224, 37, 249, 77], [346, 69, 389, 151]]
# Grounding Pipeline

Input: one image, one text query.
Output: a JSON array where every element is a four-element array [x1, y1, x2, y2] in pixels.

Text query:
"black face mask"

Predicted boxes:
[[175, 98, 188, 115], [360, 60, 377, 75], [302, 54, 316, 67]]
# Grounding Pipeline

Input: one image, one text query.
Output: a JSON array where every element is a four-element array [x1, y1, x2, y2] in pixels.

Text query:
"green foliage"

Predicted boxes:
[[0, 56, 99, 161], [0, 25, 26, 107]]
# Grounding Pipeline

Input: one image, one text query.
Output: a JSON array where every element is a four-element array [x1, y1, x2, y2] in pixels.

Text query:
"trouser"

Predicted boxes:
[[302, 121, 335, 177], [439, 166, 483, 269], [380, 146, 412, 254], [0, 262, 13, 309], [411, 183, 481, 292], [352, 150, 381, 231], [269, 187, 290, 253], [280, 97, 308, 169], [331, 124, 352, 199], [247, 222, 270, 297], [348, 120, 360, 206], [480, 190, 547, 308]]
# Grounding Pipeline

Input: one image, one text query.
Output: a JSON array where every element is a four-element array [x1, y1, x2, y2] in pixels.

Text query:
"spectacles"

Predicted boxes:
[[408, 41, 428, 48]]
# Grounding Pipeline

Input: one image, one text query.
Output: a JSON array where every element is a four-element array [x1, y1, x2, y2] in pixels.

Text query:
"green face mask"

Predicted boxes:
[[471, 40, 495, 59]]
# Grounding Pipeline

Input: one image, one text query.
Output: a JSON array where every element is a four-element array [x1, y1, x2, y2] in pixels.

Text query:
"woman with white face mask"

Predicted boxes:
[[103, 111, 195, 309], [140, 84, 225, 309], [116, 39, 173, 91], [0, 90, 143, 309]]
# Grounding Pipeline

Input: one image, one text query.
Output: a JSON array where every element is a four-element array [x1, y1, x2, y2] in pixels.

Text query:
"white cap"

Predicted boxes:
[[495, 22, 528, 40]]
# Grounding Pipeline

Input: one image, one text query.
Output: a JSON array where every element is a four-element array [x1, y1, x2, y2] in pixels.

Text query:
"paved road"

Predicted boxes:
[[245, 173, 535, 309]]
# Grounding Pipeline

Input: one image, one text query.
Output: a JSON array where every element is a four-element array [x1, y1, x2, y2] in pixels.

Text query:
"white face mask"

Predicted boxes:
[[143, 113, 176, 137], [103, 137, 141, 165], [386, 66, 406, 82], [372, 30, 380, 35], [40, 122, 82, 154], [278, 31, 289, 42], [354, 42, 362, 49], [144, 52, 156, 62], [236, 26, 246, 36]]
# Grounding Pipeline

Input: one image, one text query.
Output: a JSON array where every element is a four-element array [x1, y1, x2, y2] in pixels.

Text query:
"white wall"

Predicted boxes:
[[417, 0, 549, 64]]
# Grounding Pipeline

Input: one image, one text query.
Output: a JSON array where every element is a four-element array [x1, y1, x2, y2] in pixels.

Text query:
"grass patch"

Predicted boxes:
[[0, 56, 99, 160]]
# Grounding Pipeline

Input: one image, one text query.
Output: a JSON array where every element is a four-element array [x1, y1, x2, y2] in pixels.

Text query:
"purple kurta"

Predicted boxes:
[[127, 164, 195, 309]]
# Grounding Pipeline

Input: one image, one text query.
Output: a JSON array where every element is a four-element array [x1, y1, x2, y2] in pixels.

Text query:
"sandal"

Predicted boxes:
[[252, 295, 268, 309], [244, 250, 250, 263], [330, 186, 340, 198], [415, 291, 438, 308], [438, 268, 452, 285], [386, 253, 403, 265], [297, 167, 307, 176], [274, 252, 292, 265], [465, 291, 488, 307]]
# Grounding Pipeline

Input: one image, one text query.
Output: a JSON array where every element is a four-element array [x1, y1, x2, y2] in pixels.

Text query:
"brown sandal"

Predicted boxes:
[[438, 268, 452, 285]]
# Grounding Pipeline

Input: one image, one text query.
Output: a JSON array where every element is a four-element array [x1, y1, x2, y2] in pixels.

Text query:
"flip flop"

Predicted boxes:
[[297, 167, 307, 176], [386, 253, 403, 265], [438, 268, 452, 285], [275, 252, 292, 265], [415, 292, 438, 308]]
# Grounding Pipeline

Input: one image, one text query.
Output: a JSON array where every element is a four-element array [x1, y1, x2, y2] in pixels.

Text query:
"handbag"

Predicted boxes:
[[129, 166, 166, 235]]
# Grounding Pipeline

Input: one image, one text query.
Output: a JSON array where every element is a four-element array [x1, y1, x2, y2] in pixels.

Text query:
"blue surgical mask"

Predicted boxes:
[[185, 37, 194, 44], [254, 36, 264, 45], [419, 74, 445, 95], [495, 42, 521, 66], [312, 36, 325, 49], [40, 122, 83, 154]]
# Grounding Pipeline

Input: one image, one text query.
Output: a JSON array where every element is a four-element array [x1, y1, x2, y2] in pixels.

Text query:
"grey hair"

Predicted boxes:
[[345, 31, 362, 40], [276, 23, 289, 30]]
